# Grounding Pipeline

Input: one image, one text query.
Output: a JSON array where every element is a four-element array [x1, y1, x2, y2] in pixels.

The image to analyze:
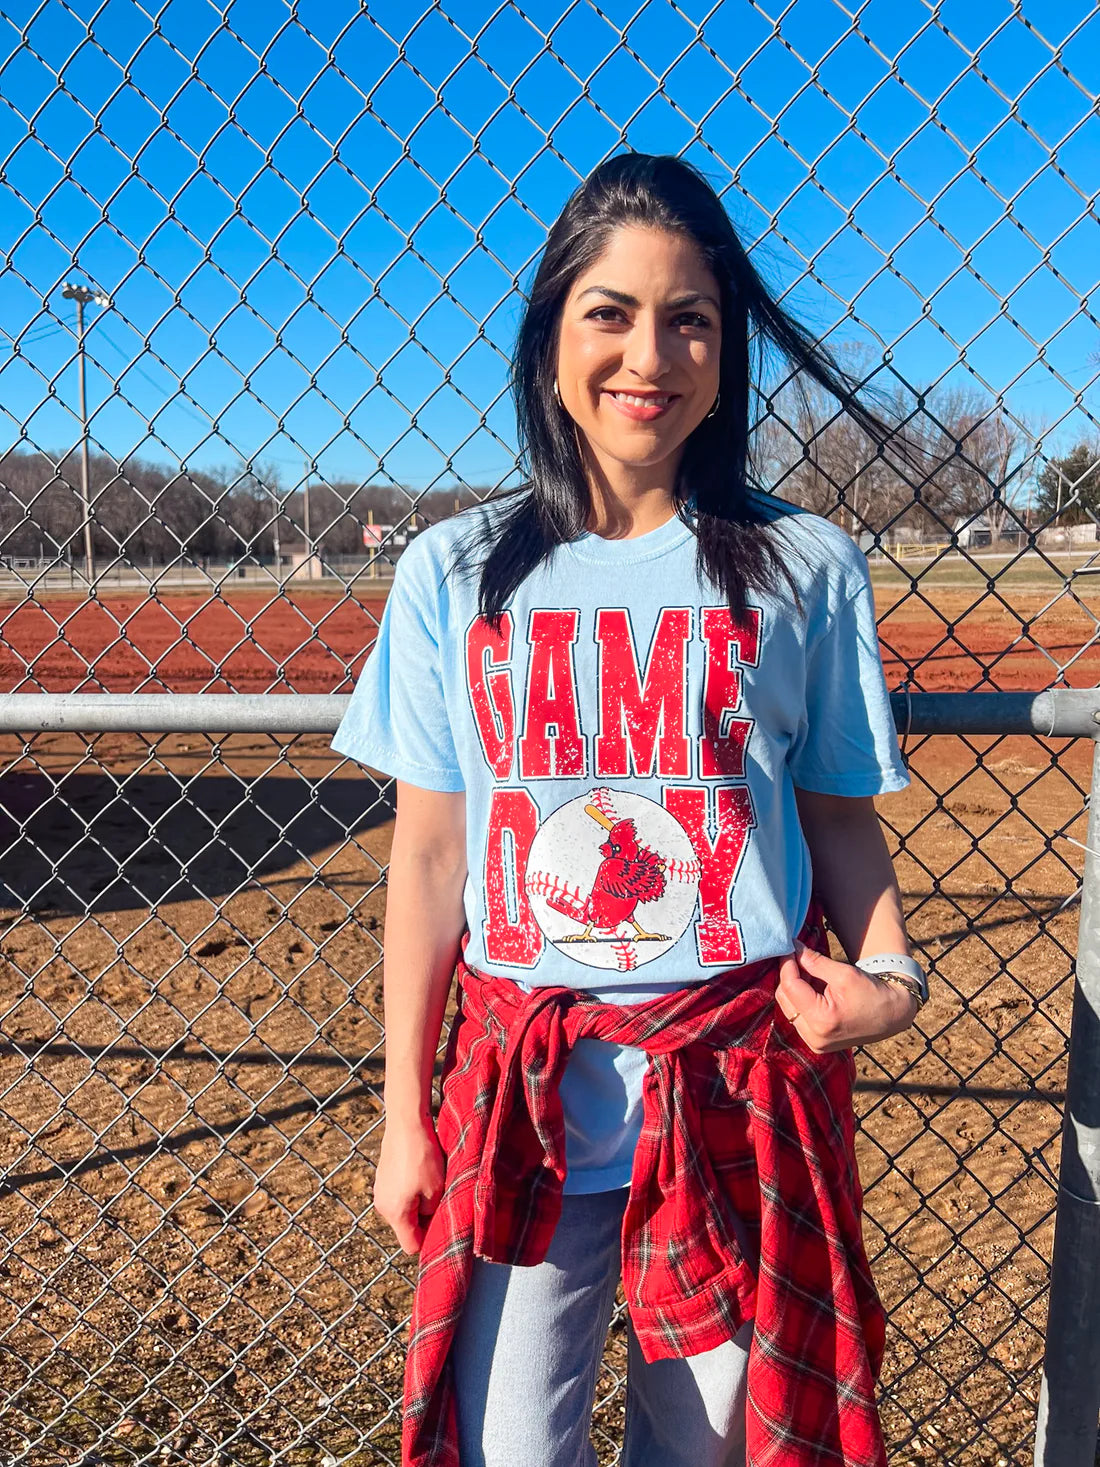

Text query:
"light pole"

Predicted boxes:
[[61, 281, 111, 583]]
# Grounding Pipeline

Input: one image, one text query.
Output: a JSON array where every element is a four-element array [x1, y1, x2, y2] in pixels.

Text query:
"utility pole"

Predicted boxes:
[[61, 282, 111, 584]]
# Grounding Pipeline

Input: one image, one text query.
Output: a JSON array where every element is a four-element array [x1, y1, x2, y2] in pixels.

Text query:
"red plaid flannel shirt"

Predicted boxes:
[[401, 910, 887, 1467]]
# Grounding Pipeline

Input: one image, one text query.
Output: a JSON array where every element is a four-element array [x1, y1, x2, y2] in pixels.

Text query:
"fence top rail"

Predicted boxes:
[[0, 691, 1096, 739]]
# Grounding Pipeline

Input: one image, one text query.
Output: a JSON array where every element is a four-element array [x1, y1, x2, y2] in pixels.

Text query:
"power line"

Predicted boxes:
[[0, 319, 74, 349], [95, 327, 212, 434]]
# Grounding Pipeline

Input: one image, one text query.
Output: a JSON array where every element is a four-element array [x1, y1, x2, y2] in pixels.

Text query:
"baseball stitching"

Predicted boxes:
[[610, 938, 638, 971], [524, 870, 588, 922], [590, 786, 619, 822]]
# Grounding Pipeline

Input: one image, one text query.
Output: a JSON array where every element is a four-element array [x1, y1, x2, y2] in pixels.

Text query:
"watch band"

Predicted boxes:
[[854, 953, 928, 1009], [876, 973, 927, 1010]]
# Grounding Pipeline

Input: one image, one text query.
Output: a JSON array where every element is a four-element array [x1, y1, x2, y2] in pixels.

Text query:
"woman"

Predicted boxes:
[[333, 153, 923, 1467]]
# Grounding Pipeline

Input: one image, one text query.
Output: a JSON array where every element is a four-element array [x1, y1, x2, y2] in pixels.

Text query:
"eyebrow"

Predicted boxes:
[[577, 286, 720, 313]]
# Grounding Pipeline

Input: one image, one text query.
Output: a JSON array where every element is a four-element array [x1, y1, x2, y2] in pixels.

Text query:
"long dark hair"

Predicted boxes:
[[456, 152, 898, 627]]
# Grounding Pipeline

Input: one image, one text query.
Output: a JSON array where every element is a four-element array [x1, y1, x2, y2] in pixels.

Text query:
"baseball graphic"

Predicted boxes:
[[524, 787, 701, 971]]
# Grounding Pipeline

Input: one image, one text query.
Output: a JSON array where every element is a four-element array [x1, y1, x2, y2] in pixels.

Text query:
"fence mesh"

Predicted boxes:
[[1, 2, 1099, 1464]]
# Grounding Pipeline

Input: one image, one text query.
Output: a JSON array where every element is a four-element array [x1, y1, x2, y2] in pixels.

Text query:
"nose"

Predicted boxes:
[[622, 311, 670, 382]]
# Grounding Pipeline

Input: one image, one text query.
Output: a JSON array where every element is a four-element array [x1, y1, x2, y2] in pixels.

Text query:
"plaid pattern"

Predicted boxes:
[[401, 909, 887, 1467]]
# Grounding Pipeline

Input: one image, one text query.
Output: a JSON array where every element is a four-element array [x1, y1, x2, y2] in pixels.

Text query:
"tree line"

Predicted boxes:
[[0, 450, 490, 563], [757, 374, 1097, 536], [1, 383, 1095, 563]]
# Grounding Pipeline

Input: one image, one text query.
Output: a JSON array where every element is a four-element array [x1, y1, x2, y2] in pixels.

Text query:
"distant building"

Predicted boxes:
[[953, 515, 992, 548]]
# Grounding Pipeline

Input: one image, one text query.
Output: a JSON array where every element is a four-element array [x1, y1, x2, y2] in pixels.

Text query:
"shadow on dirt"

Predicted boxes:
[[0, 770, 395, 915]]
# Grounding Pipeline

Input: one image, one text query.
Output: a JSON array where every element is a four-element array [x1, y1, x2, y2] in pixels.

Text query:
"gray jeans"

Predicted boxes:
[[450, 1187, 751, 1467]]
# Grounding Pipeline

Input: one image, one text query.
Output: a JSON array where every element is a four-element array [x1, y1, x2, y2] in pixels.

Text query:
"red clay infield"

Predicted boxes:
[[1, 587, 1098, 693]]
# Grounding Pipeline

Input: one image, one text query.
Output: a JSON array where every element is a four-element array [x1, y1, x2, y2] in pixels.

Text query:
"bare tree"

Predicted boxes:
[[753, 351, 914, 535], [753, 358, 1041, 548], [920, 390, 1039, 540]]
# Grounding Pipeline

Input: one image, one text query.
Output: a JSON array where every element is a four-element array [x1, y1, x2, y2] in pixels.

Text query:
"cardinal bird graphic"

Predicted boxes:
[[523, 789, 702, 970], [559, 802, 670, 944]]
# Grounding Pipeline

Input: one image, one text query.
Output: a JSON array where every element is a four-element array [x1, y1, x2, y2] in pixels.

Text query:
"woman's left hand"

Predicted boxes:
[[775, 939, 919, 1054]]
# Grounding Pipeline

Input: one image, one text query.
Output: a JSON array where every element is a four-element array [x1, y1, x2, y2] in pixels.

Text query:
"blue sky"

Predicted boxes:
[[0, 0, 1097, 498]]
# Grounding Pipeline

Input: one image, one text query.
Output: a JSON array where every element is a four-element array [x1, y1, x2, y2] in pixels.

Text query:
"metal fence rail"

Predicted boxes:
[[2, 689, 1100, 737], [2, 1, 1100, 1464]]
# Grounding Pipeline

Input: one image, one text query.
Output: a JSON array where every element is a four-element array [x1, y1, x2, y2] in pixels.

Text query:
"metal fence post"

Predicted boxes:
[[1034, 733, 1100, 1466]]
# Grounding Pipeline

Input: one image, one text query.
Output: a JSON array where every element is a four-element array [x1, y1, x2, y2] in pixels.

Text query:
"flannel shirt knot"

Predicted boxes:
[[402, 909, 888, 1467], [466, 969, 772, 1288]]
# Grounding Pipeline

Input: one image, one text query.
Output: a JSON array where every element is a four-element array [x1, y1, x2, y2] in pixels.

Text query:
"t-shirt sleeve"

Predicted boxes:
[[787, 564, 909, 797], [330, 545, 465, 792]]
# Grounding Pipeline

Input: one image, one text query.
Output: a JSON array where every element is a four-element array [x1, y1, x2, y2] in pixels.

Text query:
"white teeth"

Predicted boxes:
[[611, 392, 672, 407]]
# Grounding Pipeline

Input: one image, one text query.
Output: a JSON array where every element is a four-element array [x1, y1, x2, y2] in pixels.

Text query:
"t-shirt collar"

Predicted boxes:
[[566, 510, 694, 565]]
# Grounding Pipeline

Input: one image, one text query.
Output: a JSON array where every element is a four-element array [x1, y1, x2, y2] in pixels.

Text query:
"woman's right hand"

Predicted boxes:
[[373, 1113, 447, 1255]]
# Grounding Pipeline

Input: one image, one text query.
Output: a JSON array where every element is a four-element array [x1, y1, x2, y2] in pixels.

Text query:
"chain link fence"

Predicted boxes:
[[1, 2, 1100, 1464]]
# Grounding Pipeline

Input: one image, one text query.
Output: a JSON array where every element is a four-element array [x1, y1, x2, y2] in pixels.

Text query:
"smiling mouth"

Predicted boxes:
[[605, 390, 678, 407]]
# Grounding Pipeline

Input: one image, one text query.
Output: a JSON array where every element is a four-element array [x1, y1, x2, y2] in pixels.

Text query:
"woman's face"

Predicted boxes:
[[555, 224, 722, 484]]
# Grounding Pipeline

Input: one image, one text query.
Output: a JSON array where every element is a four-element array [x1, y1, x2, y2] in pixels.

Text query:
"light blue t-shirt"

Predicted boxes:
[[332, 496, 908, 1192]]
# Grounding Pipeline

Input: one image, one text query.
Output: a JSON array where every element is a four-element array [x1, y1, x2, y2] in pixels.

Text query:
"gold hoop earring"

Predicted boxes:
[[706, 392, 721, 419]]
